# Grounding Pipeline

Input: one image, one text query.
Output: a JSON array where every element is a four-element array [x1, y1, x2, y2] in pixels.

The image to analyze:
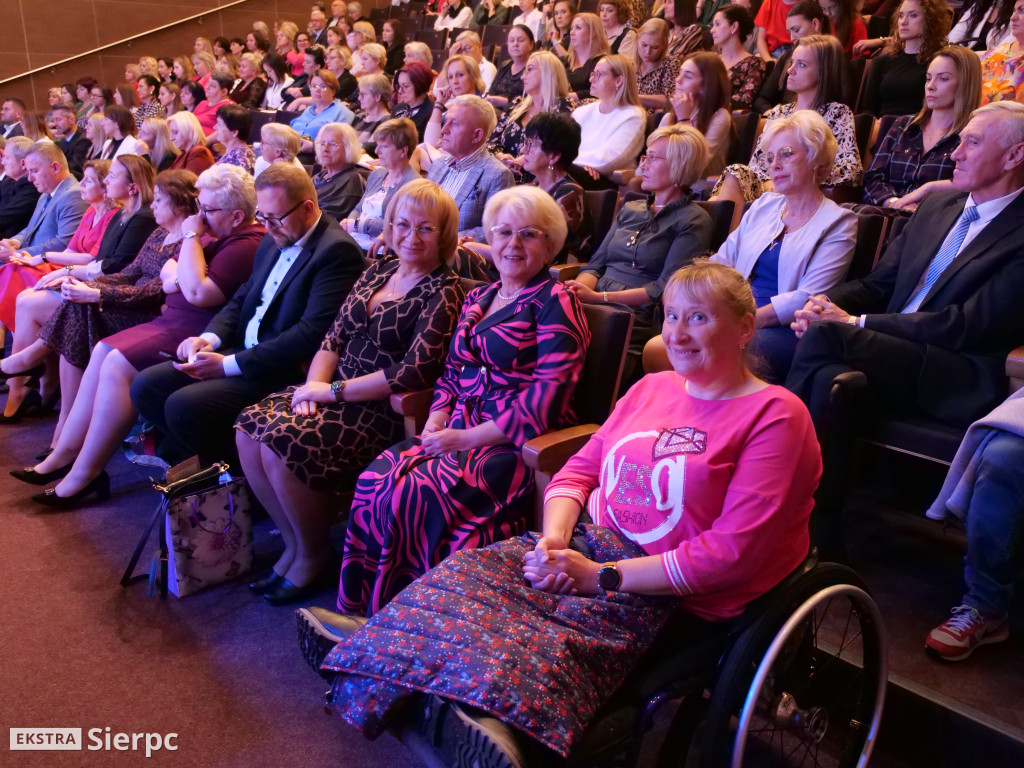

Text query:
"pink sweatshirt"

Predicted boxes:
[[545, 372, 821, 620]]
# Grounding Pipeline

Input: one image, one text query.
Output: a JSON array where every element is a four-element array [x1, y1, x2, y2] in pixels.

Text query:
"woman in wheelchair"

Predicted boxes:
[[297, 261, 821, 768]]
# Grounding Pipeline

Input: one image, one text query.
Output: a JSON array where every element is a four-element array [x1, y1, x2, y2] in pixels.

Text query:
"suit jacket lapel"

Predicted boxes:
[[922, 192, 1024, 305], [889, 194, 965, 312], [240, 237, 282, 325], [267, 216, 327, 308]]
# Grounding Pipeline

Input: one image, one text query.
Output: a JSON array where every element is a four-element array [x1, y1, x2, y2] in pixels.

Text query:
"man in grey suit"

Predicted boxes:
[[426, 95, 514, 241], [0, 141, 88, 261]]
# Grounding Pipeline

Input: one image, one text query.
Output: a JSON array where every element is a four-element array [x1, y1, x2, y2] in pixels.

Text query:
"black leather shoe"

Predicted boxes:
[[248, 571, 285, 594], [32, 471, 110, 509], [11, 461, 73, 486], [263, 576, 328, 606], [0, 390, 41, 424]]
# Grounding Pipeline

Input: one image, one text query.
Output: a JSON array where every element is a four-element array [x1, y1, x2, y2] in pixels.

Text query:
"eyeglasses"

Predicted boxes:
[[255, 199, 305, 228], [199, 204, 228, 216], [310, 83, 332, 92], [764, 146, 798, 166], [589, 69, 612, 81], [392, 220, 439, 239], [639, 153, 668, 166], [521, 139, 537, 152], [396, 81, 413, 91], [489, 226, 548, 244], [316, 140, 342, 150]]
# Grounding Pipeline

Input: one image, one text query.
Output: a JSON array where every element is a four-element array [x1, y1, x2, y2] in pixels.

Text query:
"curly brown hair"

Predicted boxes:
[[886, 0, 952, 62]]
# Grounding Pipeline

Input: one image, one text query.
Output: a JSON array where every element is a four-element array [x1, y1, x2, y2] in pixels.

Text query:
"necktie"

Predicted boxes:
[[21, 193, 52, 246], [902, 205, 979, 314]]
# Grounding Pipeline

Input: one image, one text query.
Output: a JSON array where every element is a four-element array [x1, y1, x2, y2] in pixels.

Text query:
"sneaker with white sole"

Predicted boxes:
[[925, 605, 1009, 661]]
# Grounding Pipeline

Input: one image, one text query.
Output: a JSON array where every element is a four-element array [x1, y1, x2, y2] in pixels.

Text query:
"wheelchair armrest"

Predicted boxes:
[[522, 424, 600, 475], [549, 263, 583, 281], [390, 389, 434, 439], [1007, 346, 1024, 392]]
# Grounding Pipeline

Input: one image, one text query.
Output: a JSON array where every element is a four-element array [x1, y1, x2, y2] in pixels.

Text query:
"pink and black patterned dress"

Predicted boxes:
[[337, 272, 591, 617]]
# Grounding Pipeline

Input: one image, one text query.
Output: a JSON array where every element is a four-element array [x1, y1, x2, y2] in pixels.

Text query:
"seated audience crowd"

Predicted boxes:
[[4, 0, 1024, 762]]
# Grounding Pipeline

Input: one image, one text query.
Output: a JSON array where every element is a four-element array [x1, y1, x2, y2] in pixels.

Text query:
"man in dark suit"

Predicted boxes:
[[130, 163, 363, 465], [308, 8, 329, 46], [0, 136, 41, 237], [786, 101, 1024, 544], [1, 98, 24, 139], [50, 105, 90, 180]]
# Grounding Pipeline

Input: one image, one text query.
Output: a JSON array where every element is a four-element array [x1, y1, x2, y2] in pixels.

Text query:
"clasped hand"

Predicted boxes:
[[522, 536, 600, 595], [790, 294, 852, 337], [60, 277, 101, 303], [172, 337, 225, 379], [290, 381, 334, 416]]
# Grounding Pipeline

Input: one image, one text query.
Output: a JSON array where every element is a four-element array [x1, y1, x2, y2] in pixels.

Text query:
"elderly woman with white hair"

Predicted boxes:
[[566, 123, 713, 384], [14, 164, 265, 506], [351, 73, 393, 145], [312, 122, 366, 222], [300, 184, 591, 618], [706, 110, 856, 381]]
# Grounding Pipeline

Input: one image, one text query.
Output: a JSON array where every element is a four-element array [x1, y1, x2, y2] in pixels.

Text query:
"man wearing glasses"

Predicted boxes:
[[130, 163, 363, 466]]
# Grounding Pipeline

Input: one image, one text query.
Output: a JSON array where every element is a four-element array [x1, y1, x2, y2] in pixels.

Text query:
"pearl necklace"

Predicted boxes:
[[497, 287, 522, 301]]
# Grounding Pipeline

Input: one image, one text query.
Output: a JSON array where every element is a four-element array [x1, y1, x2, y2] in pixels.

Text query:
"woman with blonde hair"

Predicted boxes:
[[634, 17, 681, 110], [228, 52, 268, 109], [571, 54, 645, 183], [191, 51, 216, 90], [712, 35, 862, 210], [84, 113, 107, 160], [216, 53, 241, 81], [312, 122, 365, 222], [348, 20, 378, 74], [236, 178, 465, 604], [423, 55, 486, 147], [357, 43, 388, 79], [138, 117, 180, 171], [194, 36, 214, 55], [710, 110, 856, 381], [402, 41, 433, 69], [489, 51, 572, 170], [166, 111, 215, 174], [563, 12, 611, 99]]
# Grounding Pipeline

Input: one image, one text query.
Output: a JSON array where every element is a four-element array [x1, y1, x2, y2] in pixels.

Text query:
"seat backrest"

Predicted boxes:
[[873, 113, 899, 155], [248, 109, 278, 144], [853, 113, 876, 162], [728, 111, 760, 165], [575, 303, 635, 425], [584, 189, 618, 257], [413, 28, 447, 48], [482, 24, 512, 47], [886, 214, 910, 246], [695, 199, 736, 252], [846, 213, 887, 281], [849, 57, 869, 111]]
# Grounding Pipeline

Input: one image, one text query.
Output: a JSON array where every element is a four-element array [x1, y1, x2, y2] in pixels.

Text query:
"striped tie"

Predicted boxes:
[[902, 205, 979, 314]]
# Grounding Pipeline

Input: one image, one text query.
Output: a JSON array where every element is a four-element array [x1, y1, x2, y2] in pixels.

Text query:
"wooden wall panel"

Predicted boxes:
[[0, 0, 386, 111]]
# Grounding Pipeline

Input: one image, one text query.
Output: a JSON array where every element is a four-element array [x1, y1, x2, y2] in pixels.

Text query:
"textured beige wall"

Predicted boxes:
[[0, 0, 385, 111]]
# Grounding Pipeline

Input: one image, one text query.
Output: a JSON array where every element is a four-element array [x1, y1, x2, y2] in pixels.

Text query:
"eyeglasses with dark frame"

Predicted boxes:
[[255, 199, 305, 228]]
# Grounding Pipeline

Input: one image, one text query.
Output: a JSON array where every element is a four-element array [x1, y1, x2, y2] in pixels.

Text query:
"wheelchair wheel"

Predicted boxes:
[[700, 563, 887, 768]]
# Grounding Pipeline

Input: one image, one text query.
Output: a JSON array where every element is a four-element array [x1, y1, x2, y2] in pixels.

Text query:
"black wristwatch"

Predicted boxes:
[[331, 380, 346, 402], [597, 562, 621, 591]]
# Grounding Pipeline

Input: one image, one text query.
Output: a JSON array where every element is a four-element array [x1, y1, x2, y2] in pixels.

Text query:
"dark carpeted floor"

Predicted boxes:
[[3, 414, 1021, 768], [0, 415, 421, 768]]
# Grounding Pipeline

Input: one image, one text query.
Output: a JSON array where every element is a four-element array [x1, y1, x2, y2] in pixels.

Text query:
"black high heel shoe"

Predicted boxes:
[[0, 390, 41, 424], [32, 471, 111, 509], [34, 447, 54, 461], [11, 461, 74, 486], [0, 362, 44, 382], [28, 390, 60, 417], [248, 571, 285, 595]]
